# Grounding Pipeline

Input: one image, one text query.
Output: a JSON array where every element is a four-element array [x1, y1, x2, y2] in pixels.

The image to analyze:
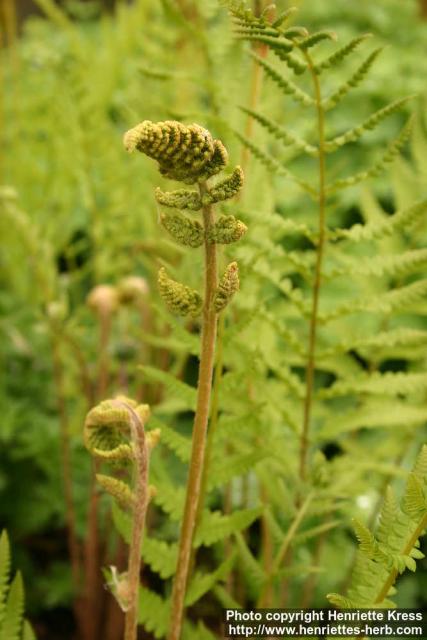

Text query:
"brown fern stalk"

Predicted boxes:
[[121, 402, 150, 640], [168, 182, 218, 640]]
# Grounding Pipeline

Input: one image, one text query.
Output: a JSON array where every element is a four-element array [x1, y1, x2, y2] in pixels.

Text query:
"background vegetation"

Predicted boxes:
[[1, 0, 427, 638]]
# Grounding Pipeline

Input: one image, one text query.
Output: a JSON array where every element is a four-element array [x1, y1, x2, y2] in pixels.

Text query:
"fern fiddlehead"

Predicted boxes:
[[84, 397, 156, 640], [124, 120, 246, 639]]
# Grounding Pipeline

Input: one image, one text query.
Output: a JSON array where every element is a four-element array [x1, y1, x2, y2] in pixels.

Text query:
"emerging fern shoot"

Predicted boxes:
[[84, 397, 157, 640], [124, 120, 246, 640]]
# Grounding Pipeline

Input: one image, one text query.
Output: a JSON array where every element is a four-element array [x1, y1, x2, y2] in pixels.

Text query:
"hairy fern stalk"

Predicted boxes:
[[124, 120, 245, 639]]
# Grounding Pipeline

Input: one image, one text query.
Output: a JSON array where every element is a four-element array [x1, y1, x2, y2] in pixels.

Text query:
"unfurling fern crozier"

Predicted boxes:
[[124, 119, 247, 640]]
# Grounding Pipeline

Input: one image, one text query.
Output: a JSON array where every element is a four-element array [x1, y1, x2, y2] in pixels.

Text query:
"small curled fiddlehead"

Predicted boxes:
[[84, 396, 159, 640], [123, 120, 228, 184]]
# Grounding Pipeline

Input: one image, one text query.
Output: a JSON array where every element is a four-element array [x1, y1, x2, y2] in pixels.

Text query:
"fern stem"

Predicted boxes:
[[197, 311, 225, 519], [168, 182, 218, 640], [258, 492, 313, 606], [122, 402, 149, 640], [299, 51, 327, 481]]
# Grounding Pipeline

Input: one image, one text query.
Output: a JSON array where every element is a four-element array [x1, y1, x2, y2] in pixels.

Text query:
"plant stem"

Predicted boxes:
[[197, 312, 225, 517], [257, 492, 313, 607], [122, 403, 149, 640], [299, 51, 327, 482], [168, 181, 218, 640]]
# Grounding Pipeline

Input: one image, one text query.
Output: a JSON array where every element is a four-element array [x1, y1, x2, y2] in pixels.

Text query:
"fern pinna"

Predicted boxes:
[[218, 0, 427, 609], [0, 531, 35, 640]]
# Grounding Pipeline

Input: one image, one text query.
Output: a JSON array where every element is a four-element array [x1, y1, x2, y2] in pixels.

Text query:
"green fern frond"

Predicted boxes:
[[139, 366, 197, 411], [402, 474, 427, 521], [377, 488, 399, 546], [0, 532, 33, 640], [327, 593, 358, 608], [236, 33, 294, 53], [240, 106, 318, 156], [298, 30, 337, 51], [22, 622, 36, 640], [331, 197, 427, 243], [319, 402, 427, 438], [327, 328, 427, 354], [353, 519, 387, 563], [320, 371, 427, 399], [327, 447, 427, 608], [138, 587, 170, 639], [141, 538, 178, 579], [413, 445, 427, 480], [233, 131, 316, 195], [207, 451, 266, 490], [313, 34, 372, 74], [326, 248, 427, 280], [324, 97, 412, 152], [0, 572, 24, 640], [234, 532, 266, 588], [150, 417, 191, 463], [326, 117, 413, 193], [250, 52, 314, 106], [0, 531, 11, 627], [323, 47, 384, 110], [153, 483, 186, 521], [185, 556, 234, 607], [194, 507, 263, 547], [274, 49, 307, 75]]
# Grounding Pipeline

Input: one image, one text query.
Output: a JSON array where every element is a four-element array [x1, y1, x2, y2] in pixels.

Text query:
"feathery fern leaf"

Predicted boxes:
[[313, 34, 372, 74], [139, 366, 197, 411], [250, 52, 314, 107], [324, 97, 412, 152], [233, 131, 316, 195], [194, 507, 263, 547], [331, 197, 427, 243], [138, 587, 170, 639], [241, 106, 318, 156], [326, 117, 413, 193], [328, 447, 427, 608], [185, 556, 234, 607], [0, 532, 33, 640], [323, 47, 384, 110], [141, 538, 178, 580]]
